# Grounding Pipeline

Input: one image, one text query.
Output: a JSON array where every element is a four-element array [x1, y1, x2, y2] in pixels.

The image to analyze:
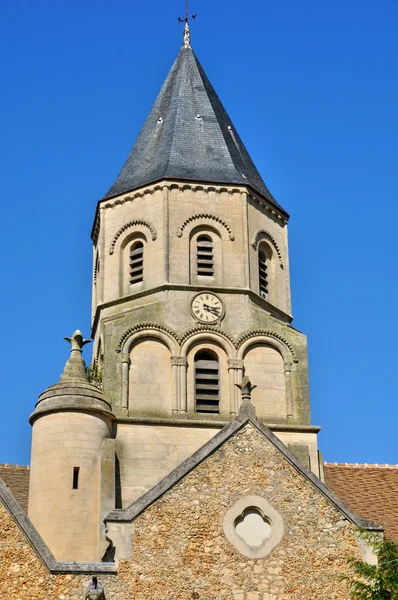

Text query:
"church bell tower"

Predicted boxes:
[[89, 24, 320, 507]]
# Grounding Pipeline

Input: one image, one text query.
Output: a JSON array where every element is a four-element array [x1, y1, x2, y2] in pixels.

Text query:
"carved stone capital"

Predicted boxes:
[[121, 353, 131, 365], [170, 356, 188, 367], [284, 361, 293, 373], [228, 359, 244, 370]]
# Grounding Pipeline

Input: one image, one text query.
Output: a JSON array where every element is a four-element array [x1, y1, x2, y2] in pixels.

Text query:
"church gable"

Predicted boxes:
[[105, 420, 380, 599]]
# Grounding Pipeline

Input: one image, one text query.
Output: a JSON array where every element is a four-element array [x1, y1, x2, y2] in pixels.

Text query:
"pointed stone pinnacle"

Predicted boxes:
[[236, 376, 257, 417], [60, 330, 91, 382]]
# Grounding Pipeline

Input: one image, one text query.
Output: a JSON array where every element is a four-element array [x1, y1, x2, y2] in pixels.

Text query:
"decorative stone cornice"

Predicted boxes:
[[169, 182, 242, 195], [179, 326, 236, 347], [252, 229, 284, 268], [248, 192, 289, 225], [116, 323, 179, 353], [176, 213, 235, 241], [102, 184, 164, 210], [92, 214, 101, 246], [109, 219, 157, 255], [236, 329, 298, 363]]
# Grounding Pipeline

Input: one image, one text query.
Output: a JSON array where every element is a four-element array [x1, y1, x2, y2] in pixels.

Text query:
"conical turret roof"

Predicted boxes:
[[104, 45, 285, 213]]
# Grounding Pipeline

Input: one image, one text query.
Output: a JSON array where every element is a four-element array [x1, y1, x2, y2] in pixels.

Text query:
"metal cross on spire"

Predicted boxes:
[[178, 0, 196, 48]]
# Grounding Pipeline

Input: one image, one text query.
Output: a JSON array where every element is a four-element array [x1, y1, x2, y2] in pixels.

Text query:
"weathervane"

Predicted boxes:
[[178, 0, 196, 48], [178, 0, 196, 24]]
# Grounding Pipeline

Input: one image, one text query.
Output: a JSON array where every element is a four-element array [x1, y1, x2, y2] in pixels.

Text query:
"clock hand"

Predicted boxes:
[[203, 304, 221, 316]]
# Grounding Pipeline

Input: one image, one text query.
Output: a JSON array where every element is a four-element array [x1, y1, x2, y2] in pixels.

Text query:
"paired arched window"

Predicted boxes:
[[194, 349, 220, 413], [258, 245, 270, 299], [129, 240, 144, 284], [196, 235, 214, 276]]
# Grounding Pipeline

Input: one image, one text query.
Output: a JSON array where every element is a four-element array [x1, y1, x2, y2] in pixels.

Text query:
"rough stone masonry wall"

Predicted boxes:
[[124, 424, 362, 600], [1, 424, 362, 599]]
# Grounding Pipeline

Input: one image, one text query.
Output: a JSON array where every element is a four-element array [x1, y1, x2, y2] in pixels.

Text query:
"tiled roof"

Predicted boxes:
[[0, 464, 30, 513], [104, 46, 285, 213], [324, 463, 398, 540]]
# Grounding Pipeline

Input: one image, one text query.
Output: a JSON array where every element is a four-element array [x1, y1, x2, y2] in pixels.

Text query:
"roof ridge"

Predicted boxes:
[[324, 462, 398, 468], [0, 463, 30, 468]]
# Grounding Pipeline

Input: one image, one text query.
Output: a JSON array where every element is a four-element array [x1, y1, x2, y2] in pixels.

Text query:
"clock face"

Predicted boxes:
[[191, 292, 224, 324]]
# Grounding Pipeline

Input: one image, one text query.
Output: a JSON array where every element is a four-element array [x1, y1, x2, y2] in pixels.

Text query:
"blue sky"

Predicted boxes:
[[0, 0, 397, 466]]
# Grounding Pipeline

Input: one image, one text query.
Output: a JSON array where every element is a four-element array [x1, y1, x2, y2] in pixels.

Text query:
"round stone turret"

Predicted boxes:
[[28, 331, 115, 562]]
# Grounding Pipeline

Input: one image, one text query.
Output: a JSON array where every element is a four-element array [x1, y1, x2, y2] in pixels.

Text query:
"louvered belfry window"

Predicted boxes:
[[129, 241, 144, 284], [195, 350, 220, 413], [197, 235, 214, 276], [258, 248, 268, 299]]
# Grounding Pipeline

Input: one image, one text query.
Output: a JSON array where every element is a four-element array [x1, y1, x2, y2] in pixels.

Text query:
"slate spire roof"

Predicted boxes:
[[104, 45, 285, 213]]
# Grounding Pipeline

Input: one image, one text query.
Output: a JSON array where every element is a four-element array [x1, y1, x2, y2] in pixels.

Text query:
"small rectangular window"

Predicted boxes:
[[258, 249, 268, 299], [129, 241, 144, 283], [197, 236, 214, 276], [73, 467, 80, 489]]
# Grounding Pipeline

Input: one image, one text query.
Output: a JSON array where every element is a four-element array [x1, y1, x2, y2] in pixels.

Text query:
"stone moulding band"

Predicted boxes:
[[252, 229, 284, 268], [116, 323, 180, 353], [109, 219, 157, 255], [116, 324, 295, 362], [179, 326, 235, 347], [176, 213, 235, 241], [236, 329, 298, 363]]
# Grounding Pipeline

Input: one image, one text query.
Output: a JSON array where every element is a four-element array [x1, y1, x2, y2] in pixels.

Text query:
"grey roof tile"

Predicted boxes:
[[104, 46, 285, 212]]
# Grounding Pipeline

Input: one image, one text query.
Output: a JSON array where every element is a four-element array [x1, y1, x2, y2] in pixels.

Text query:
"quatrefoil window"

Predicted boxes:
[[234, 507, 271, 547], [223, 495, 284, 558]]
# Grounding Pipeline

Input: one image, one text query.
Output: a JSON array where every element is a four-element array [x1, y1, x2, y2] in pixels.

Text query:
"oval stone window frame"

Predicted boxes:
[[223, 495, 284, 559]]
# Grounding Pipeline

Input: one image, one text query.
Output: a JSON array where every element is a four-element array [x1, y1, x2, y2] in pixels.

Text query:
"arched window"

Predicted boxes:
[[258, 247, 269, 299], [197, 235, 214, 276], [194, 349, 220, 413], [129, 241, 144, 284]]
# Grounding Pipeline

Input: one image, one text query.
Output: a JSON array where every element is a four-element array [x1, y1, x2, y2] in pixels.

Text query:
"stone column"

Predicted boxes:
[[284, 361, 293, 421], [99, 205, 106, 304], [228, 359, 245, 417], [163, 186, 170, 281], [170, 356, 180, 414], [179, 357, 188, 414], [170, 357, 188, 414], [121, 353, 131, 413], [241, 191, 250, 289]]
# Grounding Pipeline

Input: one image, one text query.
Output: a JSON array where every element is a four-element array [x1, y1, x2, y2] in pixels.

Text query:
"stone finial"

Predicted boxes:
[[183, 22, 191, 48], [60, 330, 91, 382], [236, 375, 257, 417], [64, 330, 91, 352]]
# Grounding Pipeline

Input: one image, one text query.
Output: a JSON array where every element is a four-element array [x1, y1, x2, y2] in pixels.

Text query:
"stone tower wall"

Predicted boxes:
[[28, 411, 112, 562]]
